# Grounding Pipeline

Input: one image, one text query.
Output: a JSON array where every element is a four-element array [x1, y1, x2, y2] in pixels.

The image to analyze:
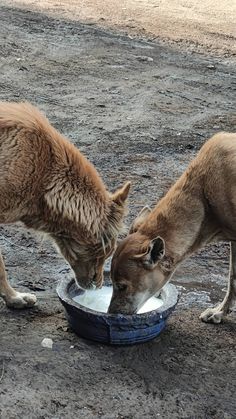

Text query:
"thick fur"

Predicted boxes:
[[0, 101, 130, 308], [109, 132, 236, 323]]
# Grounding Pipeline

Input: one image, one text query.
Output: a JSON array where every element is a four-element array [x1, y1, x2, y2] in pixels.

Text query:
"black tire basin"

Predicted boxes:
[[57, 274, 178, 345]]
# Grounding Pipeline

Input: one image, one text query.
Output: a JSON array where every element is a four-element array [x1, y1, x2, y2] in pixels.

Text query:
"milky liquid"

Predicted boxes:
[[73, 286, 163, 314]]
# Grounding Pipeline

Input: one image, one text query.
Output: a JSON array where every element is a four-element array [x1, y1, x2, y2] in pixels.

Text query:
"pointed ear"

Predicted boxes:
[[134, 236, 165, 267], [129, 206, 151, 234], [112, 181, 131, 205]]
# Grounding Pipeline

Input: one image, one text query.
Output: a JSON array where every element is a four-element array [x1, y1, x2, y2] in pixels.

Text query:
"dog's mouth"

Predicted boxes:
[[75, 278, 96, 291], [75, 272, 104, 290], [108, 297, 138, 315]]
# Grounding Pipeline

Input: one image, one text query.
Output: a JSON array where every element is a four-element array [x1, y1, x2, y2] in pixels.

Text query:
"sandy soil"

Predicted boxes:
[[0, 1, 236, 418], [4, 0, 236, 55]]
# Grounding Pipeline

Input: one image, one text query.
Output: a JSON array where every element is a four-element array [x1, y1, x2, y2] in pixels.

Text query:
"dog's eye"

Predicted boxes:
[[117, 283, 127, 292]]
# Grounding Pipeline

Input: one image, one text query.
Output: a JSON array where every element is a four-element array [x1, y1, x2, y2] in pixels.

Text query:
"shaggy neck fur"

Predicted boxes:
[[42, 125, 124, 247]]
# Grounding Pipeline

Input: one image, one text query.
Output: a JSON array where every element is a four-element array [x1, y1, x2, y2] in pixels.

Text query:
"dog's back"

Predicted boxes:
[[138, 132, 236, 246], [0, 101, 72, 170], [0, 102, 55, 220], [193, 132, 236, 230], [0, 102, 108, 224]]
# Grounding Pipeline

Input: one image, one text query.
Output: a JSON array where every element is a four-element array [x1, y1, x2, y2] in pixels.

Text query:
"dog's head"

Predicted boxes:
[[54, 182, 131, 290], [108, 207, 173, 314]]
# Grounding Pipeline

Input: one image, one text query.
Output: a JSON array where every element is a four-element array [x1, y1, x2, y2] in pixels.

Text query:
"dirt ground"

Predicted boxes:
[[6, 0, 236, 55], [0, 1, 236, 418]]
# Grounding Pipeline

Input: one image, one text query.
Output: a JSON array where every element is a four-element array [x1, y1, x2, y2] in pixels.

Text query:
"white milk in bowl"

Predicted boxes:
[[73, 286, 163, 314]]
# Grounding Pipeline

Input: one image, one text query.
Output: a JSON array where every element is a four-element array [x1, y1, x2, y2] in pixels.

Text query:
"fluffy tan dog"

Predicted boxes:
[[0, 102, 130, 309]]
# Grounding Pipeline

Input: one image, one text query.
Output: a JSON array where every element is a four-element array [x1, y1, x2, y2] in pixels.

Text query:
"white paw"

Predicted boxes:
[[200, 306, 224, 324], [6, 292, 37, 309]]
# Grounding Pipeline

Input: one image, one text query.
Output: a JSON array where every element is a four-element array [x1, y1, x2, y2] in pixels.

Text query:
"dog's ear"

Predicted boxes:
[[111, 181, 131, 205], [133, 236, 165, 268], [129, 206, 151, 234]]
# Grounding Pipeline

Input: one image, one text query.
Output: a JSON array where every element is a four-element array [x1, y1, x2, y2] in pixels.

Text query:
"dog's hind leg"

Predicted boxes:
[[200, 241, 236, 324], [0, 251, 37, 308]]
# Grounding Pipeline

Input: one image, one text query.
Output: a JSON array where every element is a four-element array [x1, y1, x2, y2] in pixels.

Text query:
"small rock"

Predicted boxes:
[[113, 395, 121, 400], [41, 338, 53, 349], [186, 143, 194, 150], [19, 66, 29, 71], [141, 174, 152, 179], [206, 64, 216, 70], [137, 55, 153, 62], [62, 326, 69, 332]]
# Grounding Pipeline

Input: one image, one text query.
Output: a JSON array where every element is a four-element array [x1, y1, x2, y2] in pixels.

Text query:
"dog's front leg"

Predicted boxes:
[[200, 241, 236, 324], [0, 251, 37, 309]]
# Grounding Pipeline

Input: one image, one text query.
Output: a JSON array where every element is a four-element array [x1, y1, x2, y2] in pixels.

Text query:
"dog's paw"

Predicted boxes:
[[200, 306, 224, 324], [6, 292, 37, 309]]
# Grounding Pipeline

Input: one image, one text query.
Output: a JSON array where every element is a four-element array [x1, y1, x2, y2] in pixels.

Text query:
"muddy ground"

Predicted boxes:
[[0, 2, 236, 418]]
